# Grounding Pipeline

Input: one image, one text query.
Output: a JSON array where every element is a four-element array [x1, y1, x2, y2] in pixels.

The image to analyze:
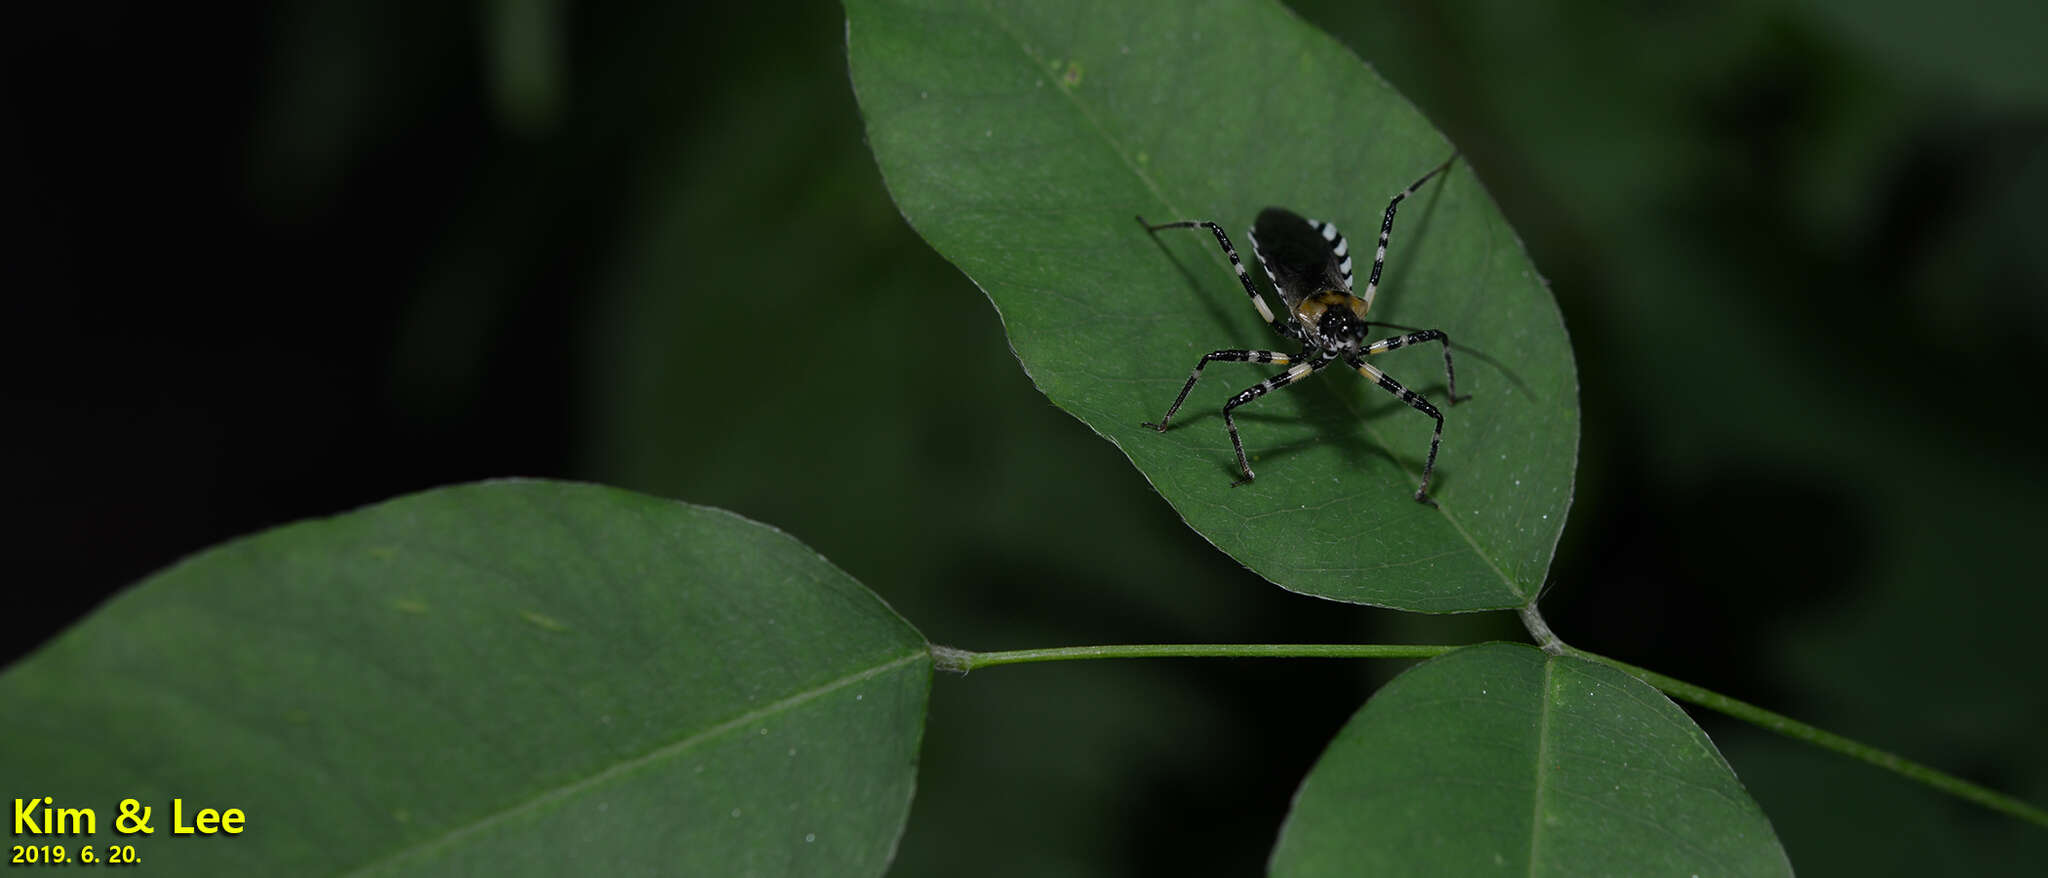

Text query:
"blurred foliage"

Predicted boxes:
[[10, 0, 2046, 874]]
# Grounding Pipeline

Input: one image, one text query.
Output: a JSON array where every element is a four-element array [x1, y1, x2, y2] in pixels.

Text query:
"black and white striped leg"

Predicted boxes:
[[1363, 328, 1469, 403], [1137, 216, 1293, 337], [1143, 350, 1295, 432], [1360, 153, 1457, 313], [1348, 357, 1446, 506], [1222, 357, 1335, 486]]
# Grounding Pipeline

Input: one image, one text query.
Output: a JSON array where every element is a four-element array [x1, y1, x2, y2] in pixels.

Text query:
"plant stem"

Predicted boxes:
[[1517, 602, 1566, 655], [930, 642, 1457, 673], [1572, 649, 2048, 830], [933, 640, 2048, 830]]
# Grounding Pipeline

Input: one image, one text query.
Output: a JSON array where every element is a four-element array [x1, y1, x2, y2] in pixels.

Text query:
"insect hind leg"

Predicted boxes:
[[1360, 154, 1458, 313], [1137, 215, 1291, 335]]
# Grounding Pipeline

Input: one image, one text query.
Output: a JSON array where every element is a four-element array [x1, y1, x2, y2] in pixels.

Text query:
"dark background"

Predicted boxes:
[[9, 0, 2046, 874]]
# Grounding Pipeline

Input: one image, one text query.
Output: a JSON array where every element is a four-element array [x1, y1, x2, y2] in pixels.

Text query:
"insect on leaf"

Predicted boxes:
[[847, 0, 1578, 611]]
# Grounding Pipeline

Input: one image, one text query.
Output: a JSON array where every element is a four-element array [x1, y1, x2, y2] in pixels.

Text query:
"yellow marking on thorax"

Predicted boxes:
[[1294, 290, 1369, 323]]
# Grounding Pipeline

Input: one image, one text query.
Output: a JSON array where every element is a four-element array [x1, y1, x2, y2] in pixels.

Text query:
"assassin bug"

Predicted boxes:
[[1137, 155, 1467, 506]]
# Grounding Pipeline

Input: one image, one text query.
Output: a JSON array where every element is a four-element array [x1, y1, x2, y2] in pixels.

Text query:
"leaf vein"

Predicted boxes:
[[338, 650, 927, 877]]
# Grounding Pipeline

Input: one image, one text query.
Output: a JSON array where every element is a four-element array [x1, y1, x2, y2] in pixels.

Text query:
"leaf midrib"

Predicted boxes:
[[338, 650, 927, 877], [977, 0, 1526, 604], [1525, 658, 1555, 876]]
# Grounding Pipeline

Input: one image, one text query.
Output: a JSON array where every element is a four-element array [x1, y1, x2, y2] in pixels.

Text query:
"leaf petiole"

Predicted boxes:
[[935, 640, 2048, 830], [930, 642, 1457, 673]]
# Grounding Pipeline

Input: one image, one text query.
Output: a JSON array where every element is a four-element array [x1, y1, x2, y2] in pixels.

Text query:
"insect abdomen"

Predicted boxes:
[[1253, 207, 1347, 306]]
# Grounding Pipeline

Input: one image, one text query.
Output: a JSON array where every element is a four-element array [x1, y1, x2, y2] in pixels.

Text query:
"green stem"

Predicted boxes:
[[1517, 602, 1566, 655], [1571, 649, 2048, 830], [930, 642, 1456, 672], [931, 640, 2048, 830]]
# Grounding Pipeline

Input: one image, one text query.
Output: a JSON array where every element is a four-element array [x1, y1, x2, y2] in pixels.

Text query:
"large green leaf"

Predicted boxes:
[[846, 0, 1577, 611], [1271, 643, 1789, 875], [0, 481, 929, 876]]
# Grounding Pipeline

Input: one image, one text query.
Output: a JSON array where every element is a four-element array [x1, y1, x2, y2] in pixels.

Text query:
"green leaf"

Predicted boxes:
[[0, 480, 929, 876], [1270, 643, 1790, 875], [846, 0, 1577, 611]]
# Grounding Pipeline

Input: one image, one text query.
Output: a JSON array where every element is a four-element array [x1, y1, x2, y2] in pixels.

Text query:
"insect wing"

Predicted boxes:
[[1251, 207, 1346, 308]]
